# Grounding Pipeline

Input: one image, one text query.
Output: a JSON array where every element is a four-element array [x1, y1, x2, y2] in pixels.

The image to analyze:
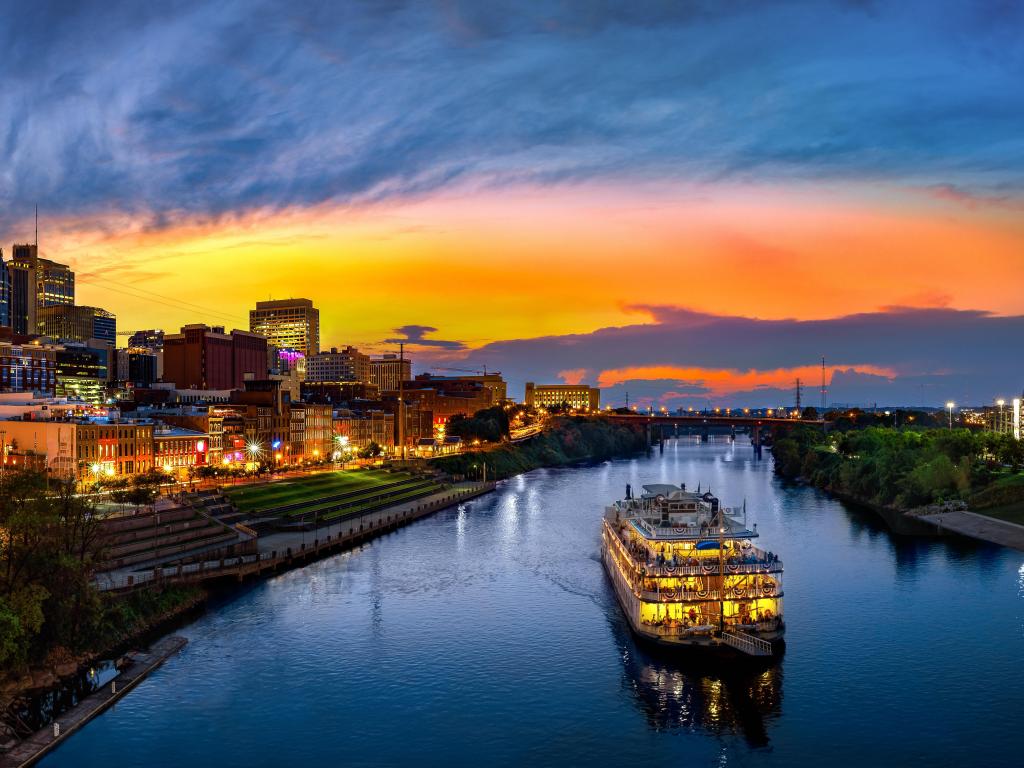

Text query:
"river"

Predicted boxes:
[[41, 438, 1024, 767]]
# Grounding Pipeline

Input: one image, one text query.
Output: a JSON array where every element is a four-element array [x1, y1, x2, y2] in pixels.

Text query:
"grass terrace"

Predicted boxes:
[[221, 469, 447, 525]]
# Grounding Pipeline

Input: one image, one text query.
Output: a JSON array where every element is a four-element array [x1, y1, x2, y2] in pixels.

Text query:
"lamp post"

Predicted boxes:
[[996, 399, 1006, 434], [245, 440, 263, 483], [946, 402, 955, 430]]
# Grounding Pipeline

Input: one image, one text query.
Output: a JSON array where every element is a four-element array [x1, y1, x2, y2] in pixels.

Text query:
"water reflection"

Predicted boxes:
[[612, 616, 782, 748]]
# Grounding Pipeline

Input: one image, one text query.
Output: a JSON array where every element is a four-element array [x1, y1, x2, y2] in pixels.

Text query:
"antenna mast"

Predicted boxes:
[[820, 357, 826, 411], [34, 204, 38, 247], [398, 342, 405, 461]]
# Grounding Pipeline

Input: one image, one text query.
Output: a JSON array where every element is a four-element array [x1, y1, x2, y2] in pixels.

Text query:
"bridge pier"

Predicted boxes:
[[700, 428, 709, 443]]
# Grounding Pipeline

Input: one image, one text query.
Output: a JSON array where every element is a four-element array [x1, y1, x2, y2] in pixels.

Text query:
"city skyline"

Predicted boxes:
[[1, 1, 1022, 407]]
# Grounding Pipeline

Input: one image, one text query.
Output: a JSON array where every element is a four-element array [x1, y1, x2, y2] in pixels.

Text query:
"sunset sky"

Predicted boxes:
[[2, 1, 1022, 407]]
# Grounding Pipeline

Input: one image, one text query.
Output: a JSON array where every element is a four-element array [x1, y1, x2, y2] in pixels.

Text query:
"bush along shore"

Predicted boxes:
[[0, 469, 213, 742], [772, 425, 1024, 523], [1, 583, 206, 743], [431, 415, 649, 480]]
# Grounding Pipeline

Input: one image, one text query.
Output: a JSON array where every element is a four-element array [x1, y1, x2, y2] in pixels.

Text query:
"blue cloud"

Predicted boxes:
[[1, 0, 1023, 233], [384, 325, 466, 351], [431, 306, 1024, 408]]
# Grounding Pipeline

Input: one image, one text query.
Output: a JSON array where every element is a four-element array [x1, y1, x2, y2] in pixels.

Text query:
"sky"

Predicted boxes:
[[1, 0, 1022, 408]]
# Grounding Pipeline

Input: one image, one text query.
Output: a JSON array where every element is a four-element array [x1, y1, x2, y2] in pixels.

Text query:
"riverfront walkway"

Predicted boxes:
[[1, 636, 188, 768], [95, 481, 494, 591], [916, 509, 1024, 552]]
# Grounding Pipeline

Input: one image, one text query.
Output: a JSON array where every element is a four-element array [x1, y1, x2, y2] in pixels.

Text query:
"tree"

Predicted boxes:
[[358, 442, 383, 459], [0, 470, 106, 669], [446, 406, 510, 444]]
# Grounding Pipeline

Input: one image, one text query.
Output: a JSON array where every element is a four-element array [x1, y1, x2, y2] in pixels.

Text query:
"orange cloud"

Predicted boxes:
[[16, 180, 1022, 353], [557, 368, 589, 385], [595, 364, 897, 399]]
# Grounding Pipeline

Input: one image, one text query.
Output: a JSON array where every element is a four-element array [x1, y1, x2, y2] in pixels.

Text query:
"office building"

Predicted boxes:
[[249, 299, 319, 357], [38, 305, 116, 345], [410, 372, 507, 403], [398, 377, 494, 423], [0, 340, 58, 395], [55, 345, 109, 404], [307, 346, 370, 383], [128, 329, 164, 350], [333, 409, 395, 452], [0, 251, 9, 329], [525, 382, 601, 411], [8, 244, 75, 334], [163, 324, 267, 390], [116, 348, 159, 387], [154, 425, 208, 475], [370, 354, 412, 393]]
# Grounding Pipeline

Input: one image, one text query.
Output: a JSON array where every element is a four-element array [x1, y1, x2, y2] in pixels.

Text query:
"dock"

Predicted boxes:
[[915, 509, 1024, 552], [1, 635, 188, 768]]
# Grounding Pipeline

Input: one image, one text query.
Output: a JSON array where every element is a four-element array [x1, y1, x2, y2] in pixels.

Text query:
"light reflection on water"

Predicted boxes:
[[41, 438, 1024, 768]]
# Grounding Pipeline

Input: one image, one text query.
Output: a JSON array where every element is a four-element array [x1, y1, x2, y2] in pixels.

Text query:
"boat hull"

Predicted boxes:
[[601, 536, 785, 659]]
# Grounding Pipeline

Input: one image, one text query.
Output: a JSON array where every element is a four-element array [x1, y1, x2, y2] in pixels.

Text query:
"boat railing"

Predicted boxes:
[[640, 622, 716, 638], [637, 585, 782, 602], [722, 630, 773, 656], [640, 561, 783, 576], [637, 588, 722, 602]]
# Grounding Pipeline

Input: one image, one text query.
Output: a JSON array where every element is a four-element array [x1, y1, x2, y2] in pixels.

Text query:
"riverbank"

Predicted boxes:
[[772, 426, 1024, 550], [0, 585, 206, 747], [2, 480, 494, 757], [431, 415, 648, 480], [1, 635, 188, 768]]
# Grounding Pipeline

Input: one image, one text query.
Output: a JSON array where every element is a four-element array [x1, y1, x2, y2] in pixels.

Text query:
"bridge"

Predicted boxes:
[[603, 413, 826, 454]]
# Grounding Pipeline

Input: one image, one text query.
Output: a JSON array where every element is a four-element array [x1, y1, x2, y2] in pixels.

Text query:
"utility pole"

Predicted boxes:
[[820, 357, 826, 412], [398, 342, 405, 461], [795, 378, 802, 417]]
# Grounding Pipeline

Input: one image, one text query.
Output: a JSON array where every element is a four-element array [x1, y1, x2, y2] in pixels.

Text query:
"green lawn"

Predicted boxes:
[[975, 503, 1024, 526], [970, 472, 1024, 526], [223, 470, 402, 513]]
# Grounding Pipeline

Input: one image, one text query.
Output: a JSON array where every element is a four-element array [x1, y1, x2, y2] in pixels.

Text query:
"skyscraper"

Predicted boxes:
[[38, 305, 116, 345], [249, 298, 319, 357], [0, 250, 9, 329], [8, 244, 75, 335]]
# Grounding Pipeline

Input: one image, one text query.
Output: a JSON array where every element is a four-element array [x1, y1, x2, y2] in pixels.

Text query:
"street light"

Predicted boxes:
[[996, 399, 1006, 434], [946, 402, 955, 430], [245, 440, 263, 479]]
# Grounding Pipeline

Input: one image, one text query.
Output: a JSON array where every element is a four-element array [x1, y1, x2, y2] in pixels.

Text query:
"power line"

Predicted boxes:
[[75, 273, 247, 326]]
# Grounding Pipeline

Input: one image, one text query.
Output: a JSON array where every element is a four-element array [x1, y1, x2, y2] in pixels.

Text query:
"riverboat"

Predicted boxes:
[[601, 483, 784, 657]]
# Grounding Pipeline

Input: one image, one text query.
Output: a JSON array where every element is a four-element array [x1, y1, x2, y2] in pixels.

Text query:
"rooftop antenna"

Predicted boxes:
[[820, 356, 826, 411], [34, 204, 38, 247]]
